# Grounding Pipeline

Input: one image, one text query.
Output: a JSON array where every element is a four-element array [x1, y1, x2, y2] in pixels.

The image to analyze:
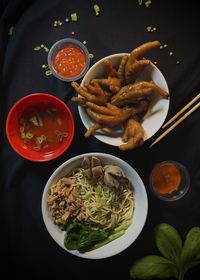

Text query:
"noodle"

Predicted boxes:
[[69, 168, 135, 230]]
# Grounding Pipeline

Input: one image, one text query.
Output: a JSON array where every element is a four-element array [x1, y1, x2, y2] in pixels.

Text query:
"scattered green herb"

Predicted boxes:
[[45, 70, 53, 76], [33, 44, 49, 53], [8, 26, 14, 36], [33, 46, 41, 51], [43, 46, 49, 53], [89, 53, 94, 58], [54, 20, 63, 27], [147, 26, 152, 32], [93, 4, 100, 16], [145, 0, 152, 7], [130, 224, 200, 280], [71, 13, 78, 22], [137, 0, 152, 7]]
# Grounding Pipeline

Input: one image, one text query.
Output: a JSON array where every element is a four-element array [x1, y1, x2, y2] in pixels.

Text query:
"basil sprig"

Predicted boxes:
[[130, 224, 200, 280]]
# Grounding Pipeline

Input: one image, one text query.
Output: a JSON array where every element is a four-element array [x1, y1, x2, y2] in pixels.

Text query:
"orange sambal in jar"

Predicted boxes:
[[52, 47, 86, 78], [150, 162, 181, 195]]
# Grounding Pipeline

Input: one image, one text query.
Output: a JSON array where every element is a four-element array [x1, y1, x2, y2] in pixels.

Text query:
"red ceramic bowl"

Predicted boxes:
[[6, 93, 75, 162]]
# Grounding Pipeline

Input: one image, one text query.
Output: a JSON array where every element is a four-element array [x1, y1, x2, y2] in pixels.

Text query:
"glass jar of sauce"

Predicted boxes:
[[48, 38, 90, 82], [149, 161, 190, 201]]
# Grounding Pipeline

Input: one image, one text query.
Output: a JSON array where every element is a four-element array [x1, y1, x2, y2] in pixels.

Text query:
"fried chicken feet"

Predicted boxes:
[[119, 118, 145, 151], [111, 81, 169, 107], [91, 55, 128, 93], [84, 100, 149, 136], [71, 81, 110, 104], [125, 41, 161, 83]]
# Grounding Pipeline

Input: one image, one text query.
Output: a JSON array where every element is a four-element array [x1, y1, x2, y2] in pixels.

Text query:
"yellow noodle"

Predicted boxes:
[[69, 168, 134, 229]]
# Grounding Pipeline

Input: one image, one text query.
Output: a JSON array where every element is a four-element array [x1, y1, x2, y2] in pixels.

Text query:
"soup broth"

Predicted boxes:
[[19, 103, 68, 152]]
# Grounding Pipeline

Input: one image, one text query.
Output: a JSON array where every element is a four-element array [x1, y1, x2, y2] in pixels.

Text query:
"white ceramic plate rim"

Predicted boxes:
[[78, 53, 170, 146], [41, 152, 148, 259]]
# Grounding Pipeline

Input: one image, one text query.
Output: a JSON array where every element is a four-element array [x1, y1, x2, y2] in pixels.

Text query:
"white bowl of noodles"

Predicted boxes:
[[41, 153, 148, 259]]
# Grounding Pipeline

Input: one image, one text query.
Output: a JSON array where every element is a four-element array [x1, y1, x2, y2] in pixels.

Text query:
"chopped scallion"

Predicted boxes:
[[93, 4, 100, 16], [45, 70, 53, 76], [145, 0, 152, 7], [71, 13, 78, 22], [34, 46, 41, 51], [44, 46, 49, 52], [8, 26, 14, 36]]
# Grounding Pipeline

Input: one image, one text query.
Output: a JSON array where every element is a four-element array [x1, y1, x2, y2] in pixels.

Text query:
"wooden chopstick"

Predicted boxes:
[[162, 93, 200, 128], [150, 101, 200, 148]]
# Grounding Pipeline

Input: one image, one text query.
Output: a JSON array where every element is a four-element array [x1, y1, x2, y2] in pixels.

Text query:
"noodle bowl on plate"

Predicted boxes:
[[42, 153, 148, 259]]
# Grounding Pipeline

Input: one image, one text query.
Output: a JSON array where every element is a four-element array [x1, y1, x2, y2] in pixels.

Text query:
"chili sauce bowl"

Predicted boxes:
[[149, 160, 190, 201], [48, 38, 90, 82], [6, 93, 75, 162]]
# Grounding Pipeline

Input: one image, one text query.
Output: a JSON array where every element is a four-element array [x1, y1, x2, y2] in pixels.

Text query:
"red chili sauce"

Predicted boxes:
[[52, 47, 86, 78], [151, 163, 181, 195]]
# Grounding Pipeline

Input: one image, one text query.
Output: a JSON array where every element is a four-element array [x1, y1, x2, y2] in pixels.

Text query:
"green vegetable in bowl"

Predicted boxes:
[[64, 223, 108, 252], [130, 224, 200, 280], [64, 219, 132, 253]]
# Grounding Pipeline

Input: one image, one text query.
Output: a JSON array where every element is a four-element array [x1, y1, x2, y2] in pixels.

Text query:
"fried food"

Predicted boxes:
[[119, 118, 145, 151], [84, 123, 102, 138], [125, 41, 161, 83], [85, 103, 134, 126], [71, 40, 169, 151], [91, 55, 128, 93], [71, 81, 110, 104], [85, 100, 149, 127], [111, 81, 169, 107]]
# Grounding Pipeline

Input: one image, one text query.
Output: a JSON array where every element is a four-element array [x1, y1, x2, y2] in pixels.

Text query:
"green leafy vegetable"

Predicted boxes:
[[64, 223, 108, 252], [130, 255, 178, 279], [181, 227, 200, 272], [155, 223, 182, 264], [130, 224, 200, 280]]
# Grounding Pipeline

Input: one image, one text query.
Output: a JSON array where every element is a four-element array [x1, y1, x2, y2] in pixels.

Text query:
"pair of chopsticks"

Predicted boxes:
[[150, 93, 200, 147]]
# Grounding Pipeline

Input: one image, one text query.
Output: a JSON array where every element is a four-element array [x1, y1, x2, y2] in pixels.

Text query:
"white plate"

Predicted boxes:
[[41, 152, 148, 259], [79, 53, 170, 146]]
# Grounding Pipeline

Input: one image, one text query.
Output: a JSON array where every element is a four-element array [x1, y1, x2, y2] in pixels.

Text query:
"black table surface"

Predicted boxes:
[[1, 0, 200, 279]]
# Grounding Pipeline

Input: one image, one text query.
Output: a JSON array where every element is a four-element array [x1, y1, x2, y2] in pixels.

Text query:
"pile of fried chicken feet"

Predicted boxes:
[[71, 41, 169, 151]]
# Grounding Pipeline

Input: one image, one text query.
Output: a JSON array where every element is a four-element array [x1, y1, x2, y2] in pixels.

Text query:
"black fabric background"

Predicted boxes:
[[1, 0, 200, 279]]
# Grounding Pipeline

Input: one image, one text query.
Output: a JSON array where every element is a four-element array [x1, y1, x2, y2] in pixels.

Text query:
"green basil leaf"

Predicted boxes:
[[154, 223, 182, 264], [181, 227, 200, 270], [130, 255, 178, 279]]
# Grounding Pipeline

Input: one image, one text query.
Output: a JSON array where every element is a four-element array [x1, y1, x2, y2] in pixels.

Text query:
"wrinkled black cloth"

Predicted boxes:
[[1, 1, 200, 279]]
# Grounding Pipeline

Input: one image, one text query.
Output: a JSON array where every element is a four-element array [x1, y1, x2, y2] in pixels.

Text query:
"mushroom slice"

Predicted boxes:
[[91, 156, 102, 168], [91, 157, 103, 180], [104, 165, 127, 188], [81, 157, 92, 179]]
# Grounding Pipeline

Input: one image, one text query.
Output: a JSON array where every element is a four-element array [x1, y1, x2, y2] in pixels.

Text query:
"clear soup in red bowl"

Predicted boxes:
[[6, 93, 74, 162]]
